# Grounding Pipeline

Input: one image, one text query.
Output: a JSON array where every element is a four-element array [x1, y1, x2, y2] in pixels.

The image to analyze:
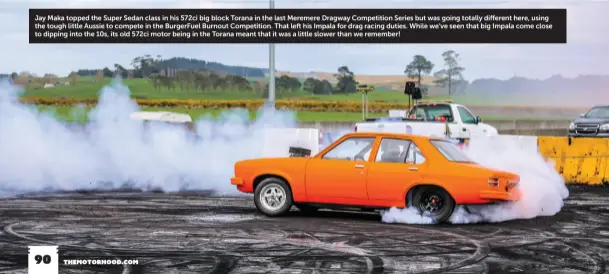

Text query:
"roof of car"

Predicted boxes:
[[343, 131, 446, 141]]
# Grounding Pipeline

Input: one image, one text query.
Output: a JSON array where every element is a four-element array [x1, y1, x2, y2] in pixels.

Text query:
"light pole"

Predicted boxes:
[[268, 0, 276, 107]]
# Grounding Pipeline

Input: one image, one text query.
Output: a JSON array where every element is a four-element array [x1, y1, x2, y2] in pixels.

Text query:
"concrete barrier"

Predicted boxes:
[[538, 136, 609, 185], [467, 106, 586, 119], [499, 128, 567, 136]]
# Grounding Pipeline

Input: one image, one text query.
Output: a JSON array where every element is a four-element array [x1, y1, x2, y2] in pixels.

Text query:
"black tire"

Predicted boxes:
[[295, 203, 319, 214], [411, 186, 455, 224], [254, 178, 293, 217]]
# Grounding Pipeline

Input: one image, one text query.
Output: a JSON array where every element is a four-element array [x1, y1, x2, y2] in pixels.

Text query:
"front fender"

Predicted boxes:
[[480, 123, 498, 136], [249, 168, 307, 202]]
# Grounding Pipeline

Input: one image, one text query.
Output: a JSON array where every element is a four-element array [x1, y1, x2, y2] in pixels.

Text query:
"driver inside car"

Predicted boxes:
[[377, 139, 407, 163]]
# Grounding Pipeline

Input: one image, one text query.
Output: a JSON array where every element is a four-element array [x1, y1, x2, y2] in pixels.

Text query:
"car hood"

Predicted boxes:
[[573, 117, 609, 124]]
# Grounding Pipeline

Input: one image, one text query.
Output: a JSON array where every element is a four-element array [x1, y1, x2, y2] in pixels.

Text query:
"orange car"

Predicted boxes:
[[231, 132, 521, 223]]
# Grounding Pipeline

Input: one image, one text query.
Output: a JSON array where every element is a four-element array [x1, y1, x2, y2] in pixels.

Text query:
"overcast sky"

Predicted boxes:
[[1, 0, 607, 80]]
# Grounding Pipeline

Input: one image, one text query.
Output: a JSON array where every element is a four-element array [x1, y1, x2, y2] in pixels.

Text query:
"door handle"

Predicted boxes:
[[408, 167, 418, 171], [354, 164, 365, 169]]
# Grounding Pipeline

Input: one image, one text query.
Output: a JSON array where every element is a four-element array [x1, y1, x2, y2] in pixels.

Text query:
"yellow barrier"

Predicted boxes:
[[538, 136, 609, 185]]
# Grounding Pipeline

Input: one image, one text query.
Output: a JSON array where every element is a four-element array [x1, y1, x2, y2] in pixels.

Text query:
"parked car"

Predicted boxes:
[[568, 105, 609, 137]]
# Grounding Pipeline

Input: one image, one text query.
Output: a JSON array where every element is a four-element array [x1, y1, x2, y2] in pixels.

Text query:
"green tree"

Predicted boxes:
[[404, 55, 434, 94], [318, 79, 334, 94], [335, 66, 357, 93], [433, 50, 465, 95], [303, 77, 318, 92], [277, 75, 301, 91], [114, 64, 129, 78], [226, 74, 251, 90], [102, 67, 113, 78], [131, 55, 162, 78], [303, 77, 334, 94]]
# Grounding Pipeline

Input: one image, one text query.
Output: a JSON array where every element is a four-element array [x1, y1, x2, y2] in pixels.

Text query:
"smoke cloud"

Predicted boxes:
[[0, 79, 295, 196], [381, 135, 569, 224]]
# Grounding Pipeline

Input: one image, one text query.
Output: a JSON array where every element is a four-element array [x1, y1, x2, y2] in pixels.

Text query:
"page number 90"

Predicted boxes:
[[34, 255, 52, 264]]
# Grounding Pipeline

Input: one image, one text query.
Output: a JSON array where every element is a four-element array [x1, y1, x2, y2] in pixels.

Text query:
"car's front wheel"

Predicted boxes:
[[411, 186, 455, 224], [254, 178, 293, 217]]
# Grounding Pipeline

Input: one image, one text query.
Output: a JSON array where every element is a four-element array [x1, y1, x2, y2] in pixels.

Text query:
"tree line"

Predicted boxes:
[[136, 51, 466, 97], [146, 65, 358, 98], [5, 50, 466, 97]]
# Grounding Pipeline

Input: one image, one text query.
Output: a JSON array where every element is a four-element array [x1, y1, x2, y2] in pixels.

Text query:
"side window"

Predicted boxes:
[[405, 143, 426, 164], [322, 137, 375, 161], [457, 106, 477, 124], [408, 107, 426, 120], [375, 138, 412, 163]]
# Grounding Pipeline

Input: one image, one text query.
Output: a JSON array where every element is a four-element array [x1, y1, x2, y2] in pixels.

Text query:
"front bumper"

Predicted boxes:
[[479, 188, 521, 201], [568, 130, 609, 137]]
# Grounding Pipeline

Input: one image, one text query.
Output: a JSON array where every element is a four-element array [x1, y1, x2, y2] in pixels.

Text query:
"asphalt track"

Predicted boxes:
[[1, 185, 608, 274]]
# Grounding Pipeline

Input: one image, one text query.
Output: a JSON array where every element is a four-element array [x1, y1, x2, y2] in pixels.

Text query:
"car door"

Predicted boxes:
[[305, 136, 377, 201], [457, 106, 484, 136], [366, 138, 427, 203]]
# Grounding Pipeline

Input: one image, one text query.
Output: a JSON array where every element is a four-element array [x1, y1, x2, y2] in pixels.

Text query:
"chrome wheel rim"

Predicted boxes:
[[259, 184, 286, 211]]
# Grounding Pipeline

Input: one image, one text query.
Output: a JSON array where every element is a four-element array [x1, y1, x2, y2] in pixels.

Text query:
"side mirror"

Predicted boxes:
[[476, 116, 482, 123], [580, 113, 585, 117]]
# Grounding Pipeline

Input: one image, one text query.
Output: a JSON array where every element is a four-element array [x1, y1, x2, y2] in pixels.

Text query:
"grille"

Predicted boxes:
[[575, 123, 600, 135]]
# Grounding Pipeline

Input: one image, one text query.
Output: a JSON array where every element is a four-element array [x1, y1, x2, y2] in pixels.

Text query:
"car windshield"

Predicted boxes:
[[430, 140, 473, 163], [585, 107, 609, 118]]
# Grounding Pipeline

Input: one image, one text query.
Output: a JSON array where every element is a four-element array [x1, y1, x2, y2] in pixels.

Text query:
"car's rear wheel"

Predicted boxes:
[[254, 178, 293, 217], [294, 203, 319, 214], [411, 186, 455, 224]]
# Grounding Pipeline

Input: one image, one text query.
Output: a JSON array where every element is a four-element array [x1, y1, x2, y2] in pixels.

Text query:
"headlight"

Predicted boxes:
[[600, 124, 609, 131], [569, 123, 575, 130]]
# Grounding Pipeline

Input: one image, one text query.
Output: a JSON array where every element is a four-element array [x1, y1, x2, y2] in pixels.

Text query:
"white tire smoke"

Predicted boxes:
[[0, 79, 294, 195], [381, 134, 569, 224]]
